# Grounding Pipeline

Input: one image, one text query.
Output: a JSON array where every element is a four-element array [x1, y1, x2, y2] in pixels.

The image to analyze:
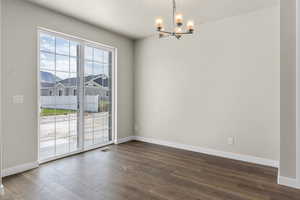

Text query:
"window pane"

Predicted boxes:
[[56, 37, 69, 55], [68, 73, 77, 93], [94, 48, 103, 63], [40, 52, 55, 71], [103, 51, 109, 64], [56, 55, 70, 72], [56, 118, 69, 138], [94, 130, 104, 144], [70, 42, 78, 57], [70, 136, 78, 152], [56, 71, 69, 81], [70, 119, 77, 133], [85, 61, 93, 75], [56, 137, 69, 155], [103, 129, 109, 142], [39, 137, 55, 159], [39, 108, 55, 159], [103, 115, 109, 129], [40, 70, 56, 97], [94, 117, 104, 131], [69, 72, 77, 79], [40, 33, 55, 53], [40, 70, 56, 84], [102, 78, 109, 88], [40, 119, 55, 139], [94, 62, 103, 75], [70, 57, 77, 73], [84, 132, 93, 147], [84, 119, 93, 134], [85, 46, 93, 60], [104, 64, 109, 76]]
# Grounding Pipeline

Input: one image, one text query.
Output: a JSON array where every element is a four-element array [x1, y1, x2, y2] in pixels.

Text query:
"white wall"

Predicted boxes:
[[2, 0, 134, 169], [280, 0, 297, 179], [134, 6, 280, 161], [0, 0, 2, 186]]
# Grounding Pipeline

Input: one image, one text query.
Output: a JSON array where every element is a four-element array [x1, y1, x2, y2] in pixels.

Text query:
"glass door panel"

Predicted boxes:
[[39, 33, 80, 161], [84, 45, 112, 148]]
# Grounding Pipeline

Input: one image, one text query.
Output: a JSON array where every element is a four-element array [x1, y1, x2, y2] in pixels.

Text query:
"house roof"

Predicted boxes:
[[41, 74, 108, 88], [41, 82, 55, 88]]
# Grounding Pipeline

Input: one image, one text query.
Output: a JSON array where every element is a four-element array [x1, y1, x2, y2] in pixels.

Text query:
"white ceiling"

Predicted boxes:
[[26, 0, 280, 39]]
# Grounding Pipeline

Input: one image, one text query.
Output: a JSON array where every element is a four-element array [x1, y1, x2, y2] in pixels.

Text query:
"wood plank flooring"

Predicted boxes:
[[1, 141, 300, 200]]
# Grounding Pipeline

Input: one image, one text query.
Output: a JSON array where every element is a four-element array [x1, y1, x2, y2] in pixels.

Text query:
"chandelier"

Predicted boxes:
[[155, 0, 195, 39]]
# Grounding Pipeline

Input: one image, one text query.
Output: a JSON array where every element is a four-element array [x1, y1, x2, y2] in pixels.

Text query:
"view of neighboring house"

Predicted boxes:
[[40, 71, 110, 112], [40, 71, 110, 98]]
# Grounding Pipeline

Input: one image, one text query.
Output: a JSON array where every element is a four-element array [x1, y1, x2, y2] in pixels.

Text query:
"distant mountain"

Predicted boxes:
[[40, 71, 61, 83]]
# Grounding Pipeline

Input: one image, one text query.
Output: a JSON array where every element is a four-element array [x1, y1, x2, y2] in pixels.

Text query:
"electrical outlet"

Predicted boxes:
[[227, 137, 235, 145]]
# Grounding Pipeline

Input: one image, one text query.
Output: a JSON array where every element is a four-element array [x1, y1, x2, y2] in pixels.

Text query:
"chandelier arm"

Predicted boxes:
[[157, 31, 193, 35], [158, 30, 192, 34], [177, 32, 193, 35], [157, 30, 173, 34]]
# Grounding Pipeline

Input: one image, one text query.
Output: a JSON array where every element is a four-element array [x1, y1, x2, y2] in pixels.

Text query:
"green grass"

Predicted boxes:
[[99, 101, 110, 112], [41, 108, 76, 116]]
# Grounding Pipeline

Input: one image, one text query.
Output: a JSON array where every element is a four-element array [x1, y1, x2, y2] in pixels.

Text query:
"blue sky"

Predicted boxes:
[[40, 33, 109, 80]]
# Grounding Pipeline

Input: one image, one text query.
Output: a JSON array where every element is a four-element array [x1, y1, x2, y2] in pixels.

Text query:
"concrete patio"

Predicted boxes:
[[40, 112, 110, 160]]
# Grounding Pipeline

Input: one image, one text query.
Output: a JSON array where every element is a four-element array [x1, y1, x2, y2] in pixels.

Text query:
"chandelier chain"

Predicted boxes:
[[172, 0, 176, 29]]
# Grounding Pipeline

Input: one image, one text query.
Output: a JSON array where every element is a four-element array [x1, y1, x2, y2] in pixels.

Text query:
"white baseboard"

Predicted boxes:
[[115, 136, 135, 144], [2, 161, 39, 177], [133, 136, 279, 168], [278, 176, 300, 189]]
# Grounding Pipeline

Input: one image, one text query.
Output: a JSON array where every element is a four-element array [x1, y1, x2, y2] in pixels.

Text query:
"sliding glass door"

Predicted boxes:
[[84, 45, 112, 148], [38, 30, 114, 162]]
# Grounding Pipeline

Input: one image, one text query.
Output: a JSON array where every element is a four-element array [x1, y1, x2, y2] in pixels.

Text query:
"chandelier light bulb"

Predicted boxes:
[[155, 18, 163, 30], [159, 28, 166, 38], [175, 13, 183, 25], [175, 27, 182, 33], [187, 20, 194, 32]]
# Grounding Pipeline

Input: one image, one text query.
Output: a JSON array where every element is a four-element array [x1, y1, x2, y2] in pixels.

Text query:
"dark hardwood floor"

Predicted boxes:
[[1, 141, 300, 200]]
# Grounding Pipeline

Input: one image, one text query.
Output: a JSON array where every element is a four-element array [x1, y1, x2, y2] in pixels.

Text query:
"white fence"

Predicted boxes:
[[41, 96, 99, 112]]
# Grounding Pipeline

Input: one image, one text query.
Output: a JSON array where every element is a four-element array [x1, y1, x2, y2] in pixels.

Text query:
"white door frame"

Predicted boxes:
[[37, 27, 118, 163], [297, 0, 300, 188], [0, 0, 3, 190]]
